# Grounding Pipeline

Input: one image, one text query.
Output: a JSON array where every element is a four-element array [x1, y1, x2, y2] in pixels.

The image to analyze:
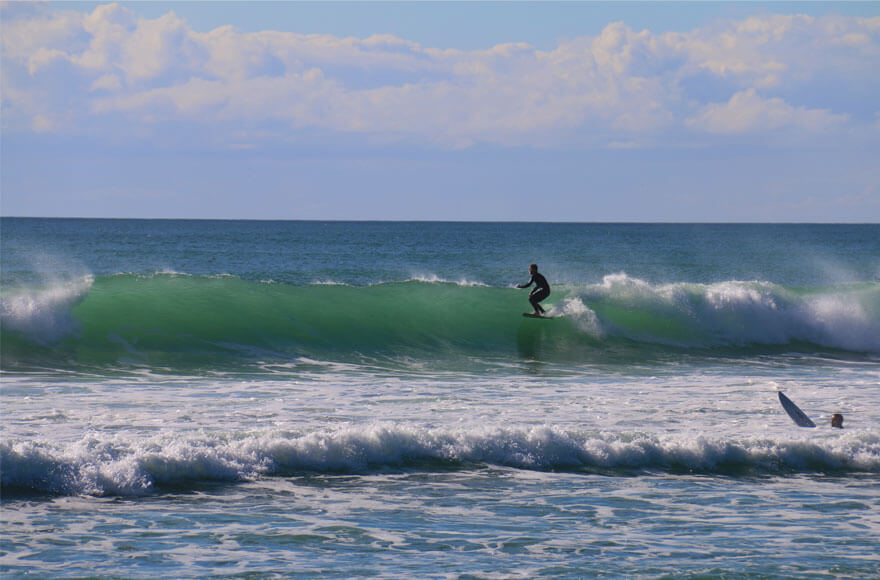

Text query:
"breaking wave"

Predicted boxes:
[[2, 273, 878, 372], [3, 425, 878, 497]]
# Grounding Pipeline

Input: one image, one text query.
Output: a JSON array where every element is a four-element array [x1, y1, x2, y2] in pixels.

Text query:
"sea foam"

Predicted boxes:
[[3, 425, 878, 497], [569, 274, 880, 352], [0, 275, 93, 344], [3, 273, 878, 374]]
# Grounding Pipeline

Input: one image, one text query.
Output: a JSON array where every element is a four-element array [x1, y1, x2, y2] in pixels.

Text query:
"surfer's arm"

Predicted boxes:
[[516, 276, 535, 289]]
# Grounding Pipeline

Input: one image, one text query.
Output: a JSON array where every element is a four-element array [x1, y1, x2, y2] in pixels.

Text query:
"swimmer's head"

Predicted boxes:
[[831, 413, 844, 429]]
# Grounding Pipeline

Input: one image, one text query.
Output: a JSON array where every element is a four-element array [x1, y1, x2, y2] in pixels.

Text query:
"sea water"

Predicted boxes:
[[1, 219, 879, 578]]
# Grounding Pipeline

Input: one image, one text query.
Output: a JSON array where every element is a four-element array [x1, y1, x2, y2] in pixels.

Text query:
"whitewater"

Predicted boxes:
[[2, 219, 879, 578]]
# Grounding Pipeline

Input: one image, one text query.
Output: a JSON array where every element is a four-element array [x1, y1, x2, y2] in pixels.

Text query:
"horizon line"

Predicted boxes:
[[2, 216, 878, 225]]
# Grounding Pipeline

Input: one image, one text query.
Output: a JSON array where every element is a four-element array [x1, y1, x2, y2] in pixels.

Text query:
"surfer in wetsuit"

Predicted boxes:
[[517, 263, 551, 316]]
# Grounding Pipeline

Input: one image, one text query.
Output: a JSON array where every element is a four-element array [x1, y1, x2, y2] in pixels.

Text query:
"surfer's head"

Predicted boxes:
[[831, 413, 844, 428], [530, 263, 538, 274]]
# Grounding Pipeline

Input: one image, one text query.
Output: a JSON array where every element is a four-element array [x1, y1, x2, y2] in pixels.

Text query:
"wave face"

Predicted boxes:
[[566, 274, 880, 352], [3, 425, 878, 497], [2, 273, 879, 371]]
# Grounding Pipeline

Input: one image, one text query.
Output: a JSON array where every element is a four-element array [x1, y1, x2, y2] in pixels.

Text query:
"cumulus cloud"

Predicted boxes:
[[686, 88, 849, 134], [1, 3, 877, 148], [669, 14, 812, 87]]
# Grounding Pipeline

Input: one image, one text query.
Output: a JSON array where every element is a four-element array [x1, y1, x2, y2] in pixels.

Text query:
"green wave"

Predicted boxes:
[[3, 273, 878, 372], [1, 275, 583, 370]]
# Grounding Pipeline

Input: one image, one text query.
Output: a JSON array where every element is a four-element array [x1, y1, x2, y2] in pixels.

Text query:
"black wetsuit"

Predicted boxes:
[[521, 273, 550, 314]]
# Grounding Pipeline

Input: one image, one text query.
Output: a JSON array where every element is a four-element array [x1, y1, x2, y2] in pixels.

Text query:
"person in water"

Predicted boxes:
[[517, 263, 551, 316], [831, 413, 844, 428]]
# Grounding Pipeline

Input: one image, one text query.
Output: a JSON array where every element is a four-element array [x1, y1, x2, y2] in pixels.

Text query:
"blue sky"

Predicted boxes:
[[2, 1, 879, 221]]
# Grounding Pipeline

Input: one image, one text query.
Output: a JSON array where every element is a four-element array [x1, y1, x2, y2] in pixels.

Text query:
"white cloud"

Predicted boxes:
[[0, 5, 83, 73], [73, 2, 134, 72], [1, 4, 877, 147], [686, 88, 849, 134], [31, 114, 54, 132], [90, 73, 122, 91]]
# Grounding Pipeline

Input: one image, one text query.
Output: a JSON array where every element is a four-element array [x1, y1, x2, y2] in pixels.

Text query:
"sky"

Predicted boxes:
[[1, 1, 879, 222]]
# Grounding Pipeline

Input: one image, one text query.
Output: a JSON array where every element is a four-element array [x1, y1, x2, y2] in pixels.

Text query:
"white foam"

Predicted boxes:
[[407, 274, 489, 287], [554, 297, 603, 338], [575, 274, 880, 352], [3, 425, 877, 496], [0, 275, 93, 344]]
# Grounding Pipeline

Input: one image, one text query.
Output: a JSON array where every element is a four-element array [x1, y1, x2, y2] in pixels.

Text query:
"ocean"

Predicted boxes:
[[1, 218, 879, 578]]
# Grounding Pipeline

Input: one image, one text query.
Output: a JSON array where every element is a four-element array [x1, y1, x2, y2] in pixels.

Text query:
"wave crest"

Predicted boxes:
[[0, 275, 93, 344], [3, 426, 878, 496], [2, 274, 878, 373], [571, 274, 880, 352]]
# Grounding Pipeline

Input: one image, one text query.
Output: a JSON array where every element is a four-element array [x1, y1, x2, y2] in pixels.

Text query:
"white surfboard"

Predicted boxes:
[[778, 392, 816, 428]]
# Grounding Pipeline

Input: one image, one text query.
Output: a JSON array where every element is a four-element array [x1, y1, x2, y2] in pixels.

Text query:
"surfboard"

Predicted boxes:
[[778, 392, 816, 428], [522, 313, 554, 319]]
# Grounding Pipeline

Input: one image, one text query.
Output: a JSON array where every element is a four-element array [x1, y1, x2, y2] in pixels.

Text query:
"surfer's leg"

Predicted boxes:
[[530, 289, 548, 314]]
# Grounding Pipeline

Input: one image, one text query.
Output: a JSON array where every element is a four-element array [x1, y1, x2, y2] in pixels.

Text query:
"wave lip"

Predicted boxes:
[[404, 274, 490, 287], [3, 426, 878, 497], [0, 275, 93, 345], [2, 274, 878, 373], [574, 274, 880, 353]]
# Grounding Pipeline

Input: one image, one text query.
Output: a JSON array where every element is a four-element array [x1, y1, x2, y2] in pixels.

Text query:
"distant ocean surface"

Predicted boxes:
[[2, 218, 879, 578]]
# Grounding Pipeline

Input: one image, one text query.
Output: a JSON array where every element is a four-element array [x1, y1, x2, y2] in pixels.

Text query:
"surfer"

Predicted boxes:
[[517, 263, 551, 316], [831, 413, 844, 428]]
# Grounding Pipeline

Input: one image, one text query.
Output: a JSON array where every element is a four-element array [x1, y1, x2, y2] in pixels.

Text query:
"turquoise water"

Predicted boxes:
[[2, 219, 879, 577]]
